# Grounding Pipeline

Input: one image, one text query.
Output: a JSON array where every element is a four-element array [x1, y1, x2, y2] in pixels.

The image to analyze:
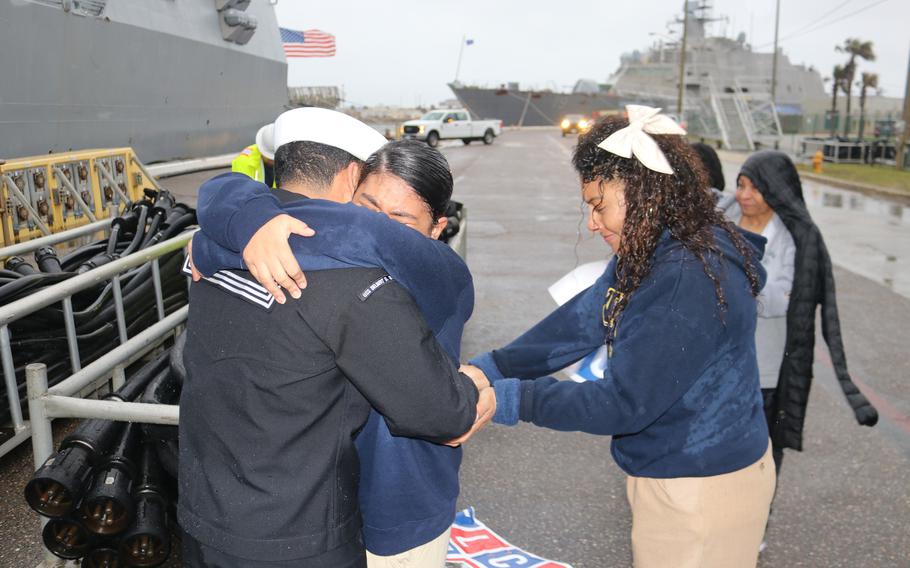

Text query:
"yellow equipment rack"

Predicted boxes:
[[0, 148, 158, 247]]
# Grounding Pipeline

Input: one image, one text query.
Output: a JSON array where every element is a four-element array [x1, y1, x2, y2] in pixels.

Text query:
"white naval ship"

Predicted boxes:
[[450, 1, 828, 150]]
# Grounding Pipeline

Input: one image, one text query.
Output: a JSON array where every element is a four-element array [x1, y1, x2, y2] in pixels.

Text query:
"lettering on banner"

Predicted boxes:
[[451, 527, 508, 554], [446, 507, 573, 568]]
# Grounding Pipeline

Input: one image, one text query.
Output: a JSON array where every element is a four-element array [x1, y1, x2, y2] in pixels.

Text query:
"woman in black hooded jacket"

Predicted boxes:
[[736, 151, 878, 463]]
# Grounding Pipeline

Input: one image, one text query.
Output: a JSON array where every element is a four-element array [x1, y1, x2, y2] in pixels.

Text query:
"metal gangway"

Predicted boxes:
[[703, 75, 783, 151]]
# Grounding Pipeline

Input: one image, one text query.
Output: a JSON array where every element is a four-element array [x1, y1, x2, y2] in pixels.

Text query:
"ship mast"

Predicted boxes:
[[677, 3, 688, 115], [673, 1, 722, 115]]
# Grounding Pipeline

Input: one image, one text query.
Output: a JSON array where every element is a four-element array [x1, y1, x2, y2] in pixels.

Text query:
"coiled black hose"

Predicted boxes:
[[60, 243, 109, 272], [36, 247, 64, 273], [0, 189, 195, 426], [118, 203, 151, 258], [139, 208, 166, 249]]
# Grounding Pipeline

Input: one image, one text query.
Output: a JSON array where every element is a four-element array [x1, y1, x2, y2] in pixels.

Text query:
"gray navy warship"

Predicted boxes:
[[450, 1, 828, 150], [0, 0, 289, 163]]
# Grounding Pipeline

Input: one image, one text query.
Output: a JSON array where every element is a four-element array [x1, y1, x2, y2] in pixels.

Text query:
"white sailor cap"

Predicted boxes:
[[255, 123, 276, 161], [273, 107, 387, 161]]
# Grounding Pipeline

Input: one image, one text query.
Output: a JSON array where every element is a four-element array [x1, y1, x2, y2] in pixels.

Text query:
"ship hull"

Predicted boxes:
[[0, 1, 288, 163], [449, 84, 620, 126]]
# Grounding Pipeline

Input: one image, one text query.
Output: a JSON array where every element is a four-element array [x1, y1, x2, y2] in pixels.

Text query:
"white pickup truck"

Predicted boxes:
[[400, 109, 502, 147]]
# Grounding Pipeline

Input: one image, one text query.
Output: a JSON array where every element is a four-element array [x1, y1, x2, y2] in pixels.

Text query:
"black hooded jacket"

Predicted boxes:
[[738, 151, 878, 451]]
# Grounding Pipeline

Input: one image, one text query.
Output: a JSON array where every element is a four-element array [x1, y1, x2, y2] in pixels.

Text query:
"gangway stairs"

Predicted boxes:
[[703, 75, 783, 151], [719, 96, 753, 150]]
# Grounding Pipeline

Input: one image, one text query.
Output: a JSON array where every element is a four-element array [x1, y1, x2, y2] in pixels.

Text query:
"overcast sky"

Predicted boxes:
[[274, 0, 909, 107]]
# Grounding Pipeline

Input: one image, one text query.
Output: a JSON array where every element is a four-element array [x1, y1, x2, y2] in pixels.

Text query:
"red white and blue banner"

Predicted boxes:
[[446, 508, 573, 568]]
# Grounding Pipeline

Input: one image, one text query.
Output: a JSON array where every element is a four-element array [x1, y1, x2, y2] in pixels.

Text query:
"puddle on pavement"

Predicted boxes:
[[795, 180, 908, 299]]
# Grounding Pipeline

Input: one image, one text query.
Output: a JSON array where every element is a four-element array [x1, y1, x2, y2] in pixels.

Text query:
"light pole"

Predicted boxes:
[[677, 1, 690, 116], [898, 42, 910, 169], [770, 0, 781, 106]]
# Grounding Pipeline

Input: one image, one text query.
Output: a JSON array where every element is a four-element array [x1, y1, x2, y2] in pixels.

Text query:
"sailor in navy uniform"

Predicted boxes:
[[178, 109, 479, 567]]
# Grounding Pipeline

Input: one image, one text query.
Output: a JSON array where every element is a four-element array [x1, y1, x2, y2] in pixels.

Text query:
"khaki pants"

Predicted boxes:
[[366, 528, 451, 568], [627, 442, 775, 568]]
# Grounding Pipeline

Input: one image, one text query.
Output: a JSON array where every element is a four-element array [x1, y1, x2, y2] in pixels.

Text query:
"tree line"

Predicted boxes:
[[828, 38, 879, 139]]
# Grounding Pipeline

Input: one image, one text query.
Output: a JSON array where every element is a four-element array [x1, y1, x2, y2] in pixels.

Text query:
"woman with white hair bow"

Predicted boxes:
[[464, 106, 776, 568]]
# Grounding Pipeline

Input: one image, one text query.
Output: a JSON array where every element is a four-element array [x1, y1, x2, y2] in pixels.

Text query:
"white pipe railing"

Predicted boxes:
[[0, 219, 111, 260], [0, 232, 193, 460]]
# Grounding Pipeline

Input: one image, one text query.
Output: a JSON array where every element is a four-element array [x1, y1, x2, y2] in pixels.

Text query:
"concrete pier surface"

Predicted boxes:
[[448, 129, 909, 568], [2, 128, 908, 567]]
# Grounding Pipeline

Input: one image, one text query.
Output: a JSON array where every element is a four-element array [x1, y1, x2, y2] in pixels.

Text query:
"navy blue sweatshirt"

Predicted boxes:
[[191, 173, 471, 554], [472, 228, 771, 478]]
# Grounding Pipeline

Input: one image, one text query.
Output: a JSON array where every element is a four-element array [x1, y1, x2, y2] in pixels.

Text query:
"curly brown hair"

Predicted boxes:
[[572, 115, 761, 321]]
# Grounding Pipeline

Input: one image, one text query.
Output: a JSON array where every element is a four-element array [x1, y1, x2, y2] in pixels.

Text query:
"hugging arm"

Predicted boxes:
[[195, 173, 284, 252], [500, 307, 717, 433], [191, 173, 468, 307], [317, 280, 479, 443], [192, 173, 314, 298]]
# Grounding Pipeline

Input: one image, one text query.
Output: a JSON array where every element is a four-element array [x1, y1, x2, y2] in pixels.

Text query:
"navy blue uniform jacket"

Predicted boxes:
[[192, 173, 471, 554], [472, 228, 771, 478]]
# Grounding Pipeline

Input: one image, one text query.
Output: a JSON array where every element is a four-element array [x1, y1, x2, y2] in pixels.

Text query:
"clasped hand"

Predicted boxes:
[[444, 364, 495, 447]]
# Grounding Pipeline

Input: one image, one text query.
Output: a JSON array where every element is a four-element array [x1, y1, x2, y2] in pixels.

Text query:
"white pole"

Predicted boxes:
[[454, 34, 466, 82], [677, 2, 689, 115], [770, 0, 781, 105], [26, 363, 53, 471], [43, 396, 179, 425]]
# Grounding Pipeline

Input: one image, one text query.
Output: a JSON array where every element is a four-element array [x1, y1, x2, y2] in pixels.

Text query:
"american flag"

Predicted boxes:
[[280, 28, 336, 58]]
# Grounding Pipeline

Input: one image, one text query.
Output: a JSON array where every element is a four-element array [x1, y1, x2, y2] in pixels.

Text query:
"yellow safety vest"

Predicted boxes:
[[231, 145, 276, 187]]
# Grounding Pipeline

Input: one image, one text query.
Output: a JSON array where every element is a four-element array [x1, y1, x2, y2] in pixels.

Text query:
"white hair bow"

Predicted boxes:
[[597, 105, 687, 175]]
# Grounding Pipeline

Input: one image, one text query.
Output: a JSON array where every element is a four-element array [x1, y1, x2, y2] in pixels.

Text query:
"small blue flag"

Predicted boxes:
[[465, 38, 475, 46]]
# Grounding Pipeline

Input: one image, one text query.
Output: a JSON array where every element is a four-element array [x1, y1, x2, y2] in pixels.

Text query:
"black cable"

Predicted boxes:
[[119, 203, 150, 257], [105, 225, 122, 256]]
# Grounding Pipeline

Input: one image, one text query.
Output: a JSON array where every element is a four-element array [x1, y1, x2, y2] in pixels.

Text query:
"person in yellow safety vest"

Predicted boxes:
[[232, 123, 277, 188]]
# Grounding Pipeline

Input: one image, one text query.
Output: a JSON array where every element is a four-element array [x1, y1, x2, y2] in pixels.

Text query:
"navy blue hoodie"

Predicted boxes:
[[191, 173, 472, 554], [472, 228, 771, 478]]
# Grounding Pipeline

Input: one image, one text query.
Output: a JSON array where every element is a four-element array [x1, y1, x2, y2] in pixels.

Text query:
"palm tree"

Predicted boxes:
[[828, 64, 847, 137], [857, 72, 879, 140], [836, 38, 875, 137]]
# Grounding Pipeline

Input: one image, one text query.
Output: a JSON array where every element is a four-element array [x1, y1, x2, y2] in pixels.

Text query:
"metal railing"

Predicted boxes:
[[0, 231, 193, 460], [0, 219, 112, 260], [801, 138, 868, 164]]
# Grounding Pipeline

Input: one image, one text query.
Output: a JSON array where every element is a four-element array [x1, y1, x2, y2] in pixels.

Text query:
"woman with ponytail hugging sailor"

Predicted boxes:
[[464, 106, 777, 568]]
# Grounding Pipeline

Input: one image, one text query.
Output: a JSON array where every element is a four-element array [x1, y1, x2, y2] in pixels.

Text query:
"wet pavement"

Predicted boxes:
[[2, 129, 909, 567], [450, 130, 910, 567]]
